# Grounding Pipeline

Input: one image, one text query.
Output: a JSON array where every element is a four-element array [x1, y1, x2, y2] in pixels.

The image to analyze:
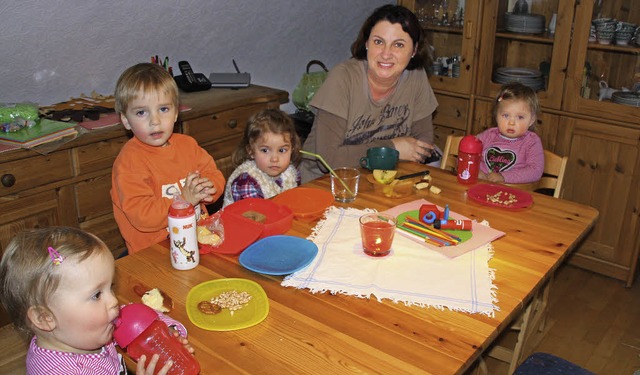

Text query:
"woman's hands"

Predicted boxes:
[[391, 137, 434, 163], [181, 170, 217, 207]]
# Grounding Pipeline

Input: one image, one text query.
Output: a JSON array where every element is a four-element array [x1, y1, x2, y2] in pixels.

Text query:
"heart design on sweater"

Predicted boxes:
[[485, 147, 516, 173]]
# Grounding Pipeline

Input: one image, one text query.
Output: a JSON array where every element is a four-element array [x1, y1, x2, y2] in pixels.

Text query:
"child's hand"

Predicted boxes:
[[171, 329, 196, 354], [136, 353, 174, 375], [486, 172, 505, 183], [182, 171, 217, 206]]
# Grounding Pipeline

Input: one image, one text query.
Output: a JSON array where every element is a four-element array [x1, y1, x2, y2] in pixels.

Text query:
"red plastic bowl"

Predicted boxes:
[[224, 198, 293, 239]]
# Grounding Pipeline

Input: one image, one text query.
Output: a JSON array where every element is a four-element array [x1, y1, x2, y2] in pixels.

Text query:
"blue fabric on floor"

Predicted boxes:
[[514, 352, 594, 374]]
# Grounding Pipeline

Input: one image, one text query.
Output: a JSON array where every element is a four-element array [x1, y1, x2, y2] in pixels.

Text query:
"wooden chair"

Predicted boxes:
[[440, 135, 464, 173], [438, 135, 569, 374], [442, 134, 568, 199], [506, 149, 568, 199]]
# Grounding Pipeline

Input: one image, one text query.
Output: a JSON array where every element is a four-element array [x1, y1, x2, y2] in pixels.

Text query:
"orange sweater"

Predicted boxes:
[[111, 134, 225, 253]]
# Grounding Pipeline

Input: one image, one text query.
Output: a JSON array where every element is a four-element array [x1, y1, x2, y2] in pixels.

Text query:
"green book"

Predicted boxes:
[[0, 119, 77, 147]]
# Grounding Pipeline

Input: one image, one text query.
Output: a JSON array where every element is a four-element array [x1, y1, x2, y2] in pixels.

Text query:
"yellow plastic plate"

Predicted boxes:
[[186, 278, 269, 331]]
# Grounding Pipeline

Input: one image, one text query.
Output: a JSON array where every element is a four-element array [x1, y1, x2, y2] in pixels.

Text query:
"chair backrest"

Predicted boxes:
[[505, 149, 568, 198], [443, 133, 568, 198], [539, 149, 568, 198], [440, 135, 464, 173]]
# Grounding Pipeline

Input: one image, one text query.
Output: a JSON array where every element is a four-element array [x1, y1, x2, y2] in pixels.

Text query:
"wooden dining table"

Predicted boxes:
[[114, 162, 598, 375]]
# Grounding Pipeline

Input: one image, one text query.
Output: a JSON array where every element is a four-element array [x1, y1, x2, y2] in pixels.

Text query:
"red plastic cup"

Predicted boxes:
[[113, 303, 200, 375]]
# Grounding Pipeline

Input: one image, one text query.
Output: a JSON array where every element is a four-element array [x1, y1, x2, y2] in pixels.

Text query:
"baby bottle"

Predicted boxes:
[[113, 303, 200, 375], [456, 135, 483, 185], [168, 194, 199, 270]]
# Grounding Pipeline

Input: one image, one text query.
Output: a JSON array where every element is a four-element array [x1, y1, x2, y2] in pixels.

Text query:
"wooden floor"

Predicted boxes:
[[484, 264, 640, 374]]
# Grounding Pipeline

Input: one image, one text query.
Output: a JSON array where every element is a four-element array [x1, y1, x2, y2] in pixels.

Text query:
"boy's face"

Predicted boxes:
[[120, 90, 178, 147]]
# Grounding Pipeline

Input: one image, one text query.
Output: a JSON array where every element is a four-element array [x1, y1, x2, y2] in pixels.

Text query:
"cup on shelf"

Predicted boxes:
[[596, 30, 615, 45], [330, 167, 360, 203], [592, 18, 614, 27], [615, 30, 634, 45], [616, 21, 636, 33]]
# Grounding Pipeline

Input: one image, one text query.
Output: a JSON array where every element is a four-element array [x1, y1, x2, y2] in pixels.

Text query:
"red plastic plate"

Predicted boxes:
[[467, 184, 533, 209], [200, 211, 263, 255]]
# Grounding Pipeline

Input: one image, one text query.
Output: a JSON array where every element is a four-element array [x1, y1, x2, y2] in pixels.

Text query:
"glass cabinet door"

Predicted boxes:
[[476, 0, 575, 109], [400, 0, 481, 94], [564, 0, 640, 124]]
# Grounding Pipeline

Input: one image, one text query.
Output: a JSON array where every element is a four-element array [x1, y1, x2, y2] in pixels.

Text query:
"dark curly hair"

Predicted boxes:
[[232, 108, 302, 166], [350, 4, 432, 70]]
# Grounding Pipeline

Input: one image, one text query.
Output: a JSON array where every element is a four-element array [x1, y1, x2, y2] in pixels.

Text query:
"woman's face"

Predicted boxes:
[[365, 20, 415, 84]]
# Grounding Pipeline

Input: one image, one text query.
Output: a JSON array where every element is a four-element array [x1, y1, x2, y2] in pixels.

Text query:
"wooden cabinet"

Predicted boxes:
[[399, 0, 482, 95], [563, 0, 640, 124], [561, 118, 640, 285], [476, 0, 575, 109], [0, 85, 288, 262], [0, 129, 131, 259], [399, 0, 483, 150], [401, 0, 640, 285]]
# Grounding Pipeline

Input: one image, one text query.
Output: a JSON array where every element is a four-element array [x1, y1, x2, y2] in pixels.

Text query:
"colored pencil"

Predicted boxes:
[[402, 221, 459, 245], [397, 225, 446, 247], [404, 216, 462, 242]]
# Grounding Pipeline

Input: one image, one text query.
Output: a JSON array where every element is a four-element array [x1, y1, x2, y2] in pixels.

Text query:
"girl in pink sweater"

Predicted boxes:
[[477, 82, 544, 184]]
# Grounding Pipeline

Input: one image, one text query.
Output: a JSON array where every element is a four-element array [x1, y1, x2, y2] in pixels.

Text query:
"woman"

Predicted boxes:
[[300, 4, 438, 182]]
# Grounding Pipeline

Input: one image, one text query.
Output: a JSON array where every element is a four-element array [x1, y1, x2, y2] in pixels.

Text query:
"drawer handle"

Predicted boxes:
[[1, 174, 16, 188], [228, 119, 238, 129]]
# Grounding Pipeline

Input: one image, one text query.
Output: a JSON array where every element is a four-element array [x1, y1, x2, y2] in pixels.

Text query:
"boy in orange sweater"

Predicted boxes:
[[111, 63, 225, 254]]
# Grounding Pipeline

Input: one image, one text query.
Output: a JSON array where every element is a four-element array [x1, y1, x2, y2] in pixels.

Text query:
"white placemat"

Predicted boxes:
[[282, 206, 498, 316]]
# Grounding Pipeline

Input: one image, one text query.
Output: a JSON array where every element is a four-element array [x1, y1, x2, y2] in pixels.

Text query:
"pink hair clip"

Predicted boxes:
[[48, 246, 64, 266], [497, 94, 504, 102]]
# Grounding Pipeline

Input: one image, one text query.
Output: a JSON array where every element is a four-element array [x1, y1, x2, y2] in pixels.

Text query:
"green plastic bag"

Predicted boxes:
[[292, 60, 328, 112]]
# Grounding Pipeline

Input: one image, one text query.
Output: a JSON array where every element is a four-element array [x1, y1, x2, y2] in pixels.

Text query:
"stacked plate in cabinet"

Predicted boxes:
[[493, 67, 546, 91], [504, 13, 546, 34], [611, 91, 640, 107]]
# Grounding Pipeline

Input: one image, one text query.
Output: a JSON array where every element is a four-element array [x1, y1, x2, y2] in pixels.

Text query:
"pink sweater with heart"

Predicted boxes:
[[476, 127, 544, 184]]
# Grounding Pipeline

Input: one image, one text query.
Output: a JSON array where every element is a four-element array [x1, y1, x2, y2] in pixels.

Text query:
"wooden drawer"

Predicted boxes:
[[79, 213, 126, 258], [200, 134, 242, 179], [0, 190, 61, 253], [433, 95, 469, 131], [73, 136, 128, 175], [0, 151, 73, 197], [433, 125, 465, 154], [75, 174, 113, 222], [183, 103, 268, 144]]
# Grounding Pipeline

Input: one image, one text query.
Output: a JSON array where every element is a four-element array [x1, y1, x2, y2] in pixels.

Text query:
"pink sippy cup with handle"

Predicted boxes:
[[456, 135, 483, 185], [113, 303, 200, 375]]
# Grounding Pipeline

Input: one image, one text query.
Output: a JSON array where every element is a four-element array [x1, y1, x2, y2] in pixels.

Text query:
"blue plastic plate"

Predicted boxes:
[[239, 235, 318, 275]]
